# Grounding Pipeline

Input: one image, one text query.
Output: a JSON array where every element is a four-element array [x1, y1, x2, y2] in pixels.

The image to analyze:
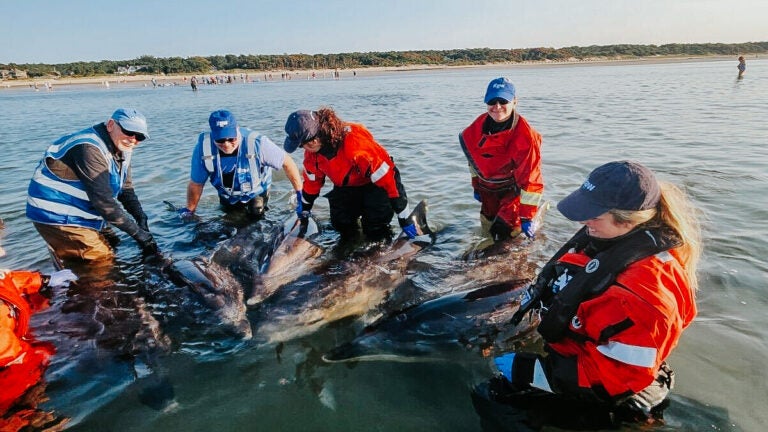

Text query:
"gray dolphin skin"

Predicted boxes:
[[247, 214, 323, 306], [322, 280, 542, 363], [255, 200, 436, 344], [164, 258, 253, 340]]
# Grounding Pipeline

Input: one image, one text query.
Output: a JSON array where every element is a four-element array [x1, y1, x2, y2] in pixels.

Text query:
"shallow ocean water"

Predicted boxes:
[[0, 58, 766, 431]]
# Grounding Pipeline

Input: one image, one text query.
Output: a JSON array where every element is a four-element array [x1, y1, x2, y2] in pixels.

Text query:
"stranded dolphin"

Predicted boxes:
[[247, 214, 323, 306], [254, 200, 436, 344], [322, 279, 542, 363]]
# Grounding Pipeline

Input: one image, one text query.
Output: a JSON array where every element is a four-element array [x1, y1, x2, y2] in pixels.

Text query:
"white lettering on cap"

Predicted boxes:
[[216, 120, 229, 127], [492, 83, 506, 89]]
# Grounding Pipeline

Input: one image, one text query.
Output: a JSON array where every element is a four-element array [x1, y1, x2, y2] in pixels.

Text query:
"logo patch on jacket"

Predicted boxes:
[[585, 258, 600, 273]]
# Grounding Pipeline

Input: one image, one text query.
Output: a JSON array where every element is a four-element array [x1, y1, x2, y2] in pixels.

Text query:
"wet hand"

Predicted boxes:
[[398, 218, 418, 239], [177, 207, 195, 222], [521, 219, 538, 239]]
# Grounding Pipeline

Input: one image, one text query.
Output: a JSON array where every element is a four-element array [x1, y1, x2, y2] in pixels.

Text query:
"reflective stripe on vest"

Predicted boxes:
[[200, 129, 271, 201], [26, 130, 125, 230]]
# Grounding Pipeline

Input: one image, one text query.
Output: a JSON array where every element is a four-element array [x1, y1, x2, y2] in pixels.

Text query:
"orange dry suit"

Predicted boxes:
[[300, 124, 409, 236], [0, 270, 55, 415], [511, 226, 695, 404], [460, 112, 543, 228]]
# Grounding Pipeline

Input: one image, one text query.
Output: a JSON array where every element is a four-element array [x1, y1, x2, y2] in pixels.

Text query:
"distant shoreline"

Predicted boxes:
[[1, 54, 755, 90]]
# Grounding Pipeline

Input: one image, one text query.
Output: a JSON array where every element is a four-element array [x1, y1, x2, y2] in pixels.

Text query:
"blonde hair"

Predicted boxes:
[[610, 181, 702, 290]]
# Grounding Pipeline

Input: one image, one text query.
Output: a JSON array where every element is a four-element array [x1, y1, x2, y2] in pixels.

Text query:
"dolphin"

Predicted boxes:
[[254, 200, 436, 344], [322, 279, 542, 363], [163, 258, 253, 340], [247, 214, 323, 306]]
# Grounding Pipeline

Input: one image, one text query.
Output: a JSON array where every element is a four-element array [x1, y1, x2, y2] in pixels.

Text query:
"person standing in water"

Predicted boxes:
[[737, 56, 746, 78]]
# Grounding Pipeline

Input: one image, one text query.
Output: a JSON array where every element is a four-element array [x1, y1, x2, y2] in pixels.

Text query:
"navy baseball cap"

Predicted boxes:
[[557, 161, 661, 221], [111, 108, 149, 139], [284, 110, 319, 153], [484, 77, 516, 104], [209, 110, 238, 141]]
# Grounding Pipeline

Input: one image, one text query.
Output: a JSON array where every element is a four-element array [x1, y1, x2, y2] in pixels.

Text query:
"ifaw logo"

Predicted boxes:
[[581, 180, 596, 191], [491, 82, 507, 89], [216, 121, 229, 127]]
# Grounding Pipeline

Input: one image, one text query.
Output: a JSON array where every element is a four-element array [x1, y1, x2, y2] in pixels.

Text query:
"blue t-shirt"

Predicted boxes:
[[190, 130, 285, 185]]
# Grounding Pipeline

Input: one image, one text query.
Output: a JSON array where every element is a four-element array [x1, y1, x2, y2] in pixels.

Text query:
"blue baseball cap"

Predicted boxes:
[[557, 161, 661, 221], [209, 110, 238, 141], [484, 77, 516, 104], [111, 108, 149, 139], [284, 110, 319, 153]]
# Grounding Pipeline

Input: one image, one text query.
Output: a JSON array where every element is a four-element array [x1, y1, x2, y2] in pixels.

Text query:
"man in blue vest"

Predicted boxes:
[[26, 108, 158, 264], [179, 110, 303, 219]]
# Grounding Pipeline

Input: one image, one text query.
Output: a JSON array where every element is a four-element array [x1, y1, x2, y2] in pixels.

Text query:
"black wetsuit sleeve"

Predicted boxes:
[[62, 144, 143, 237], [117, 165, 148, 230]]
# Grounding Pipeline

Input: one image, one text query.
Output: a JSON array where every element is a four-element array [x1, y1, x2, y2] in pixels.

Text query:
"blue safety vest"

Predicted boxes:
[[26, 128, 127, 230], [199, 127, 272, 204]]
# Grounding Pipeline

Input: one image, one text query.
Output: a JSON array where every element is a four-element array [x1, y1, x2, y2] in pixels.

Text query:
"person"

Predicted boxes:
[[0, 219, 77, 428], [283, 108, 417, 241], [737, 56, 746, 78], [179, 110, 303, 220], [26, 108, 158, 264], [460, 77, 544, 242], [190, 76, 198, 92], [482, 161, 701, 428]]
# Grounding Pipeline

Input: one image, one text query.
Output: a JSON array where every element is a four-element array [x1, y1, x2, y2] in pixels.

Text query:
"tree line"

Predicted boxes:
[[3, 42, 766, 79]]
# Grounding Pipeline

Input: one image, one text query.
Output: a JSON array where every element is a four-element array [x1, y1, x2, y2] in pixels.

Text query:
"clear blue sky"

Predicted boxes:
[[2, 0, 766, 64]]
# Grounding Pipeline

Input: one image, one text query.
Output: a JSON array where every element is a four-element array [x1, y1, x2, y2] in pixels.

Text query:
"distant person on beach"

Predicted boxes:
[[0, 218, 75, 429], [26, 108, 159, 264], [179, 110, 303, 220], [475, 161, 701, 430], [460, 77, 544, 242], [190, 76, 198, 91], [283, 108, 417, 241], [737, 56, 746, 78]]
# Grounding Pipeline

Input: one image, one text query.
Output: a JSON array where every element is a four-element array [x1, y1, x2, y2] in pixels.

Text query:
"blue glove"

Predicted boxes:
[[473, 190, 481, 202], [294, 191, 304, 216], [521, 219, 538, 239], [177, 207, 195, 221], [47, 269, 78, 288], [493, 353, 516, 382], [398, 218, 418, 239]]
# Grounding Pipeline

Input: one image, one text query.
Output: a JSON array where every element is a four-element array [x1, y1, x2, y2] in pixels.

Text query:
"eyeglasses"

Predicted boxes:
[[215, 137, 237, 144], [486, 98, 510, 107], [117, 123, 146, 142]]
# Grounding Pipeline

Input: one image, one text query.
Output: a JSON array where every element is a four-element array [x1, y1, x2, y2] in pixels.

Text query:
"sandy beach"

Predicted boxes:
[[0, 54, 749, 90]]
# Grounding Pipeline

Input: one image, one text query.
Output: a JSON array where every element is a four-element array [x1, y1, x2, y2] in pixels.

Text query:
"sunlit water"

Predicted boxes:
[[1, 59, 766, 431]]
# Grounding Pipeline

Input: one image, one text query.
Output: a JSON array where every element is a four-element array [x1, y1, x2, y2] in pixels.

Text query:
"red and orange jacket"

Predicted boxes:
[[460, 113, 543, 220], [301, 124, 402, 199], [538, 247, 696, 400]]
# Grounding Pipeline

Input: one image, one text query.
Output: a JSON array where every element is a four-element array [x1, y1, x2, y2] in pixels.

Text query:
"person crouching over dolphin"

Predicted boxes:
[[179, 110, 303, 220], [283, 108, 417, 243], [0, 219, 76, 428], [476, 161, 701, 428]]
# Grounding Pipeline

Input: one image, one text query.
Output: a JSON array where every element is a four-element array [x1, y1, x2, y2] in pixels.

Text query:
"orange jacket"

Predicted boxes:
[[0, 270, 53, 415], [545, 247, 696, 398], [460, 113, 543, 220], [302, 124, 402, 199]]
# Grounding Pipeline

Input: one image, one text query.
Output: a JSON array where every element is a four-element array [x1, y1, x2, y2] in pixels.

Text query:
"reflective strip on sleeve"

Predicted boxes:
[[597, 341, 657, 368], [530, 359, 553, 393], [370, 162, 390, 183], [520, 189, 542, 207]]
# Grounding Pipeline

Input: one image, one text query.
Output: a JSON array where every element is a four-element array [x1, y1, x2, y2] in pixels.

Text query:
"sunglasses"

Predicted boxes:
[[215, 137, 237, 144], [117, 123, 146, 142], [299, 136, 317, 148], [486, 98, 510, 106]]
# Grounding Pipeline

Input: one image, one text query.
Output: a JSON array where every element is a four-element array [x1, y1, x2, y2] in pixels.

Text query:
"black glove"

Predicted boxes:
[[136, 216, 149, 232], [489, 218, 512, 242], [133, 229, 159, 257], [389, 197, 408, 215]]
